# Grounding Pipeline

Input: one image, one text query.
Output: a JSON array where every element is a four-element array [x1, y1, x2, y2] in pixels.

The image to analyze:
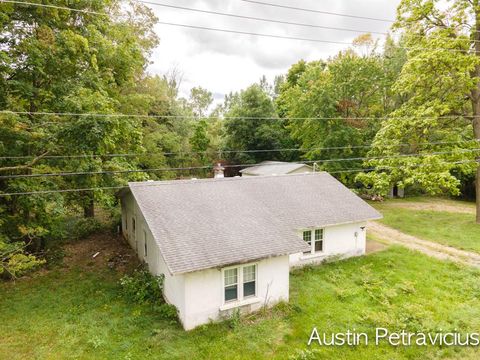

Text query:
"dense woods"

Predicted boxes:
[[1, 0, 479, 277]]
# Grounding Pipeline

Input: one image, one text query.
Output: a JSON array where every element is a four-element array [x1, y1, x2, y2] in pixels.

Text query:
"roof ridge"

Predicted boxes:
[[128, 171, 327, 188]]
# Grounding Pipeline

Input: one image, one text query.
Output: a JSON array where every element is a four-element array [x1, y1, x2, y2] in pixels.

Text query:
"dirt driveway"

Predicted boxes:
[[369, 221, 480, 268]]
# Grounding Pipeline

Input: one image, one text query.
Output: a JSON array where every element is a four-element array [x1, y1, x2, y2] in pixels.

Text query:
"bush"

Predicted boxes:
[[154, 303, 178, 321], [119, 268, 164, 304], [0, 240, 45, 279], [71, 218, 104, 240]]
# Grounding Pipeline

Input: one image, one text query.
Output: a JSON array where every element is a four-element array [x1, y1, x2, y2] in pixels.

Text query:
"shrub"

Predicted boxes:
[[228, 308, 242, 329], [71, 218, 104, 240], [0, 240, 45, 279], [154, 303, 178, 321], [119, 268, 164, 304]]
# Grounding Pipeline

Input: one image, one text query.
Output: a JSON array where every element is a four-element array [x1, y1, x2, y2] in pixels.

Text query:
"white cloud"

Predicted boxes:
[[145, 0, 400, 101]]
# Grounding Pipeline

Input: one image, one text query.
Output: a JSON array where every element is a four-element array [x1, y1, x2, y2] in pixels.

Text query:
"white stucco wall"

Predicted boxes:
[[121, 193, 368, 330], [182, 255, 290, 330], [121, 193, 186, 322], [121, 193, 290, 330], [289, 221, 367, 267]]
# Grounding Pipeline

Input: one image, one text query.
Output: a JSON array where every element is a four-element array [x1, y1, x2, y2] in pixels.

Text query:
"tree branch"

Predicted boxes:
[[0, 151, 49, 172]]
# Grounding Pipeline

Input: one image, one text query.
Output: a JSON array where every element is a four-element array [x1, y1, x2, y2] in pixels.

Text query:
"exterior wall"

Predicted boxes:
[[121, 193, 368, 331], [181, 255, 290, 330], [121, 193, 186, 325], [290, 222, 367, 267]]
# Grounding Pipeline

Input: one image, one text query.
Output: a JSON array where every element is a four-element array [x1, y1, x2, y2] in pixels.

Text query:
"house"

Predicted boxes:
[[119, 173, 382, 330], [239, 161, 313, 177]]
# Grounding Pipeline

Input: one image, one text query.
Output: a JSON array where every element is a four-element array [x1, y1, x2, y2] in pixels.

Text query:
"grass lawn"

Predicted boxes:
[[2, 246, 480, 359], [371, 198, 480, 253]]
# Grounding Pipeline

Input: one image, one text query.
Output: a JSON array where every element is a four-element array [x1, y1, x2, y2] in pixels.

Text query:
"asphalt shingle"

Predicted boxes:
[[128, 172, 382, 274]]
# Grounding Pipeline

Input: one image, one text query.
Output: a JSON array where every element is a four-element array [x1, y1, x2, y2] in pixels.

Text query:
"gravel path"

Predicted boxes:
[[369, 221, 480, 267]]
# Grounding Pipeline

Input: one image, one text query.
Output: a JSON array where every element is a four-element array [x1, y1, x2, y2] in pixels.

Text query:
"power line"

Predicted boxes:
[[1, 149, 478, 180], [237, 0, 394, 23], [1, 0, 395, 23], [139, 1, 388, 36], [155, 21, 478, 53], [0, 0, 109, 16], [3, 1, 477, 53], [0, 185, 127, 197], [1, 110, 477, 121], [0, 140, 478, 161], [136, 1, 480, 44], [7, 0, 479, 46], [0, 159, 476, 197], [156, 20, 355, 45]]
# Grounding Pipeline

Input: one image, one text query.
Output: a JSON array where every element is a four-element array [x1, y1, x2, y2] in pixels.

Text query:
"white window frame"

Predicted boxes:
[[222, 263, 257, 304], [302, 228, 325, 255]]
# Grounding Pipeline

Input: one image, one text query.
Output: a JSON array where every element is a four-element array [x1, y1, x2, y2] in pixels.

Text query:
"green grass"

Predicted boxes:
[[372, 199, 480, 253], [2, 247, 480, 359]]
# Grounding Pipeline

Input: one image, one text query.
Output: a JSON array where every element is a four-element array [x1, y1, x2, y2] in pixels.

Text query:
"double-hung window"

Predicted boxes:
[[303, 229, 324, 254], [314, 229, 324, 252], [224, 268, 238, 302], [303, 231, 312, 255], [224, 264, 257, 303], [243, 265, 256, 298]]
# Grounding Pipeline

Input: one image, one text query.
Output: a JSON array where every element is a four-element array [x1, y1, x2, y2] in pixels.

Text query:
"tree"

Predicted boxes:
[[278, 41, 398, 185], [359, 0, 480, 222], [222, 84, 294, 166], [0, 0, 159, 262], [189, 87, 213, 118]]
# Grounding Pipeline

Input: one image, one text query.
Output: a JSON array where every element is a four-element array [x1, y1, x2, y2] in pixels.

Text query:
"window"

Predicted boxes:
[[132, 217, 136, 231], [243, 265, 256, 298], [303, 229, 324, 254], [223, 264, 257, 303], [224, 268, 238, 302], [303, 231, 312, 254], [143, 230, 148, 259], [314, 229, 324, 252]]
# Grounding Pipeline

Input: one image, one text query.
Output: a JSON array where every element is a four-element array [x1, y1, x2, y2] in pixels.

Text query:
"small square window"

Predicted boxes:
[[315, 229, 323, 240]]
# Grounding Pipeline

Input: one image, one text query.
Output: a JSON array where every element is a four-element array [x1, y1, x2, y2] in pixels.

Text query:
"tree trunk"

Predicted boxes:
[[83, 191, 95, 218], [476, 165, 480, 223], [472, 3, 480, 223]]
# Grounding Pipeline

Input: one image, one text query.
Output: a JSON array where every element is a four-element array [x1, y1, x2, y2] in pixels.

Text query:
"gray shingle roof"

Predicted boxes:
[[127, 173, 382, 275], [239, 161, 312, 176]]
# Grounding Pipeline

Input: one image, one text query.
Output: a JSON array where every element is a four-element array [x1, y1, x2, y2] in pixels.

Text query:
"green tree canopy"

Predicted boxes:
[[357, 0, 480, 222]]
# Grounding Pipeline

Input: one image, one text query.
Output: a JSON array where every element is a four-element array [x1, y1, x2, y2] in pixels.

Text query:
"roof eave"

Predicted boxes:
[[170, 246, 309, 276]]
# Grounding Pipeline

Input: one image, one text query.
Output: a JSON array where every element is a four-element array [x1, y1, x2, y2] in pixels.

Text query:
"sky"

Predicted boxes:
[[145, 0, 402, 103]]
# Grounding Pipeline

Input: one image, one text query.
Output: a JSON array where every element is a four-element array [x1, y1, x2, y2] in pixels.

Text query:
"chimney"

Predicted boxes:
[[213, 163, 225, 178]]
